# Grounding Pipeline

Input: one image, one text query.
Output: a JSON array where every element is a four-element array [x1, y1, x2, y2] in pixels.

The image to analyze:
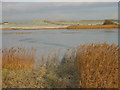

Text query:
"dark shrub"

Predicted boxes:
[[103, 20, 115, 25]]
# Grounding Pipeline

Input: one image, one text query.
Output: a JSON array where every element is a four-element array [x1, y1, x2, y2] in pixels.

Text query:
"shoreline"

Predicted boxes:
[[1, 25, 120, 30], [1, 26, 68, 30]]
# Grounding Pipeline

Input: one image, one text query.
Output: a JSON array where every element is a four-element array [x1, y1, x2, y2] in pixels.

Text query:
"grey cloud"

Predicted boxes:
[[2, 2, 118, 22]]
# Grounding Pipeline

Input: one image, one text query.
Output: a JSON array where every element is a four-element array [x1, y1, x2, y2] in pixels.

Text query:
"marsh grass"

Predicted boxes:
[[76, 43, 119, 88], [2, 43, 119, 88], [2, 47, 36, 70], [67, 25, 119, 29], [0, 49, 2, 89], [2, 49, 79, 88]]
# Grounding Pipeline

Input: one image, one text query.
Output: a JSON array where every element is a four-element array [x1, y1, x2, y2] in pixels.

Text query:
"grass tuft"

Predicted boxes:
[[2, 47, 36, 70], [76, 43, 119, 88]]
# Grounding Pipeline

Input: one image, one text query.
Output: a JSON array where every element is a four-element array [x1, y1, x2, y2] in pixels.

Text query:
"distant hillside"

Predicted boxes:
[[2, 20, 118, 28], [43, 20, 118, 25]]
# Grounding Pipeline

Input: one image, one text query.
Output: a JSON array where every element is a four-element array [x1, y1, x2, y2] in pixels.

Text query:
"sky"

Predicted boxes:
[[1, 0, 119, 2], [1, 2, 118, 22]]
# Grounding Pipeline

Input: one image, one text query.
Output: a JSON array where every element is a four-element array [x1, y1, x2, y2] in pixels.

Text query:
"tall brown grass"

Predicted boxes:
[[2, 50, 79, 88], [0, 49, 2, 69], [2, 43, 119, 88], [0, 49, 2, 90], [67, 25, 120, 29], [76, 43, 119, 88], [2, 47, 36, 70]]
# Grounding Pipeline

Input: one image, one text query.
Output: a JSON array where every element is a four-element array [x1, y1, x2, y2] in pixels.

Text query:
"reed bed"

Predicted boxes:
[[2, 47, 36, 70], [67, 25, 120, 29], [0, 49, 2, 89], [76, 43, 119, 88], [2, 51, 79, 88], [0, 49, 2, 69], [2, 43, 119, 88]]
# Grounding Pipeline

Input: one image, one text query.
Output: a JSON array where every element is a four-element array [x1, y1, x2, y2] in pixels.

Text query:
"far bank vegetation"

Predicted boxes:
[[67, 20, 119, 29]]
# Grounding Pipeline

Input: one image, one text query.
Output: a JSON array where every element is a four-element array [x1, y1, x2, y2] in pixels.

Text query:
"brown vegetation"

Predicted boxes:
[[76, 43, 119, 88], [2, 43, 119, 88], [2, 47, 36, 70], [1, 25, 120, 30], [2, 50, 79, 88], [67, 25, 120, 29], [103, 20, 116, 25]]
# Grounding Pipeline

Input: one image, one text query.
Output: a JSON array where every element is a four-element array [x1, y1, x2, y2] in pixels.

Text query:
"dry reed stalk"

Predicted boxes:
[[2, 47, 36, 70], [76, 43, 119, 88], [67, 25, 120, 29], [0, 49, 1, 90], [0, 49, 2, 69]]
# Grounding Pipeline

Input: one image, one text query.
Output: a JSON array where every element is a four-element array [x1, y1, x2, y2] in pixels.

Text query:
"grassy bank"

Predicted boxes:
[[2, 43, 119, 88]]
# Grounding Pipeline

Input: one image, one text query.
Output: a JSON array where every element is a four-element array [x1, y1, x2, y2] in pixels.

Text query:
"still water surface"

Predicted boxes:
[[2, 29, 118, 58]]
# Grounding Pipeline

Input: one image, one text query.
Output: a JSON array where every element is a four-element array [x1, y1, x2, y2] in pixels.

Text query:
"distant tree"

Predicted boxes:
[[103, 20, 115, 25]]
